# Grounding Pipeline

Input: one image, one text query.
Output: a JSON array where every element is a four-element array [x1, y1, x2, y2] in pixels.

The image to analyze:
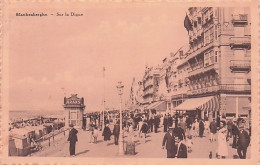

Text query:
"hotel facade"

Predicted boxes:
[[167, 7, 251, 121], [130, 7, 251, 122]]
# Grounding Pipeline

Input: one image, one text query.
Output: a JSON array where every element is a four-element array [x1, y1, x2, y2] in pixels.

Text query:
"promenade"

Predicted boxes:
[[30, 125, 251, 159]]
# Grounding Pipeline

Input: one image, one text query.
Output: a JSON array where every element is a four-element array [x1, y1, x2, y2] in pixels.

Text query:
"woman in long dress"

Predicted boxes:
[[217, 127, 228, 158], [102, 124, 112, 145]]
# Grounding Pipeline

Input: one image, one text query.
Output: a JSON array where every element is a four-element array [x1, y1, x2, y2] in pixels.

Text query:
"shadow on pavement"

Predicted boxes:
[[233, 155, 239, 159], [76, 150, 89, 156]]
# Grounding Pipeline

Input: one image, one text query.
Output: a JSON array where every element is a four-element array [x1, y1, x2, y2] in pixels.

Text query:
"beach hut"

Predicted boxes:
[[9, 129, 31, 156]]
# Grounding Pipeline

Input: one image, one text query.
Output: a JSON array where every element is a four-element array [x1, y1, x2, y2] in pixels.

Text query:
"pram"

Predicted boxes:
[[30, 138, 43, 151]]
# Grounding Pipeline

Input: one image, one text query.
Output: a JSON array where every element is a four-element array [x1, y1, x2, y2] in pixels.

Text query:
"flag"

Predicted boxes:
[[184, 14, 193, 32]]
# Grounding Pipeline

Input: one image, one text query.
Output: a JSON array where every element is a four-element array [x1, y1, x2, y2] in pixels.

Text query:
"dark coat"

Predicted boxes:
[[237, 130, 250, 149], [154, 117, 160, 126], [173, 127, 186, 140], [140, 123, 148, 133], [176, 143, 188, 158], [67, 128, 78, 143], [168, 117, 173, 127], [113, 124, 120, 136], [162, 132, 176, 151], [163, 117, 168, 126], [232, 124, 239, 135], [102, 126, 112, 141], [227, 120, 233, 130], [209, 121, 217, 133], [199, 121, 205, 130], [186, 117, 192, 129]]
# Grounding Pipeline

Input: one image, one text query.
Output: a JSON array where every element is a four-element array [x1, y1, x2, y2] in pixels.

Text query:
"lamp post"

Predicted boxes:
[[116, 81, 124, 155]]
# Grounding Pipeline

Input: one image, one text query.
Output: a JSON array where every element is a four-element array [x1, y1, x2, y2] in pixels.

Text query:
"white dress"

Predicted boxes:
[[217, 131, 228, 157]]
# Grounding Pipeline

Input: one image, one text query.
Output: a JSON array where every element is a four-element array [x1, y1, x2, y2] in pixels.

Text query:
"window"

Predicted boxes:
[[215, 51, 218, 63], [215, 25, 218, 40], [210, 27, 214, 43], [204, 52, 209, 66], [198, 17, 202, 24], [209, 50, 214, 65], [204, 30, 209, 45]]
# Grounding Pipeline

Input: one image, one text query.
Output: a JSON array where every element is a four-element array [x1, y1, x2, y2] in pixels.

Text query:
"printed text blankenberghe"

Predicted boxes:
[[16, 12, 48, 17]]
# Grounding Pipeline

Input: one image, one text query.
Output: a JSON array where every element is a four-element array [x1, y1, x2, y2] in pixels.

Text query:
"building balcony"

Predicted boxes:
[[232, 14, 248, 25], [186, 41, 214, 62], [230, 37, 251, 49], [230, 60, 251, 72], [219, 84, 251, 92], [187, 84, 251, 95], [188, 64, 215, 79]]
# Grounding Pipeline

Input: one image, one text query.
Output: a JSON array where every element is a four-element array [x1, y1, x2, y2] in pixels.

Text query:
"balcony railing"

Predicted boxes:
[[188, 64, 215, 78], [230, 37, 251, 49], [187, 84, 251, 95], [219, 84, 251, 91], [230, 60, 251, 72], [232, 14, 248, 25]]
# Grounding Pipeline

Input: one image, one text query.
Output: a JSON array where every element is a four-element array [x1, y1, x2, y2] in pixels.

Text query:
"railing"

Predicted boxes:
[[188, 64, 215, 77], [232, 14, 248, 23], [230, 60, 251, 71], [219, 84, 251, 91], [188, 84, 251, 95], [9, 127, 70, 157], [230, 37, 251, 49]]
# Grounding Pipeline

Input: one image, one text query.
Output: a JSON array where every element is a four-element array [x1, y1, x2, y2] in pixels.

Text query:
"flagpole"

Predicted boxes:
[[102, 67, 106, 131]]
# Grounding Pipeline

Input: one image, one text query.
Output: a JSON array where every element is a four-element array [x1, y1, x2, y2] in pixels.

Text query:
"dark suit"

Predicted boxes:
[[163, 117, 168, 132], [154, 117, 160, 133], [237, 130, 250, 159], [113, 124, 120, 145], [176, 142, 188, 158], [174, 127, 186, 140], [67, 128, 78, 156], [162, 132, 176, 158]]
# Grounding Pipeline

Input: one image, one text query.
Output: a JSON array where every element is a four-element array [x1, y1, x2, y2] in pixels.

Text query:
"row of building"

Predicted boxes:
[[128, 7, 251, 122]]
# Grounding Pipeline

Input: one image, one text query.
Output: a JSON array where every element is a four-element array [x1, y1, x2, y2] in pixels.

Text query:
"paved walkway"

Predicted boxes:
[[31, 126, 250, 159]]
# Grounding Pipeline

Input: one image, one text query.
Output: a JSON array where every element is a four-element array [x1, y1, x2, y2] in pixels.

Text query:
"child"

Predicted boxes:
[[93, 126, 98, 144]]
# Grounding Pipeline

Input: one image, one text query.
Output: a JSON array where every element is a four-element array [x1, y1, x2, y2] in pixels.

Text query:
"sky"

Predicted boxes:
[[8, 3, 188, 111]]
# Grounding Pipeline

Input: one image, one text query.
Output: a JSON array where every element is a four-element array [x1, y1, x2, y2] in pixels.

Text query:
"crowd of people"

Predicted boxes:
[[161, 114, 251, 159], [67, 111, 251, 159]]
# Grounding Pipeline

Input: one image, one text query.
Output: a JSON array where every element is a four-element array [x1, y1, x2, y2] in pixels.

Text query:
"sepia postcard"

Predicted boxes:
[[0, 0, 259, 164]]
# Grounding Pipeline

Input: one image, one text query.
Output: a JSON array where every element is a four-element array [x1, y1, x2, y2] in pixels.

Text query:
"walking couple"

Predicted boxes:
[[162, 127, 187, 158]]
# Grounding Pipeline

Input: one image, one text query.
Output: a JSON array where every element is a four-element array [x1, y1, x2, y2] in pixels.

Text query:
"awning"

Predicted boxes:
[[146, 102, 160, 109], [175, 96, 219, 112], [146, 101, 167, 111]]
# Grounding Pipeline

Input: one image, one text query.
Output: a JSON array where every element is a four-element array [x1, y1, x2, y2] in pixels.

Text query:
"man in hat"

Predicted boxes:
[[162, 127, 176, 158], [209, 118, 217, 142], [113, 120, 120, 145], [236, 119, 250, 159], [67, 124, 78, 156]]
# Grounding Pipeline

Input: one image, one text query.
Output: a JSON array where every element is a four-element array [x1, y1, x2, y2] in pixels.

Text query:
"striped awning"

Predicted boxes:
[[175, 96, 219, 112], [146, 101, 167, 111]]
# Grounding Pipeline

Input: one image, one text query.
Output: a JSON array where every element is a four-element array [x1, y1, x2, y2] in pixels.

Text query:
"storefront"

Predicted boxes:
[[221, 94, 250, 119], [146, 101, 167, 115], [174, 95, 220, 121]]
